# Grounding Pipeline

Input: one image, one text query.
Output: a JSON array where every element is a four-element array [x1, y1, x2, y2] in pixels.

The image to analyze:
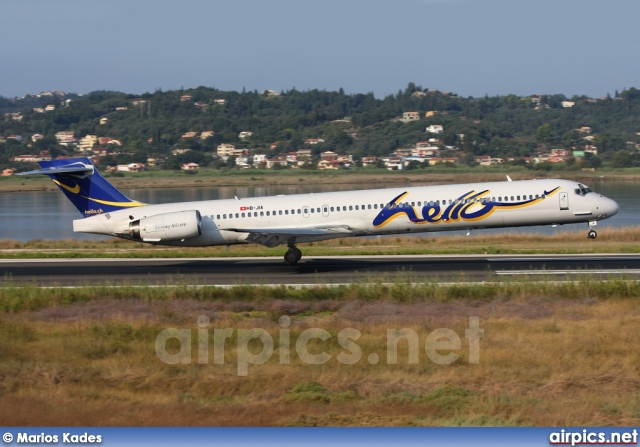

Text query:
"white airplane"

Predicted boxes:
[[21, 157, 620, 265]]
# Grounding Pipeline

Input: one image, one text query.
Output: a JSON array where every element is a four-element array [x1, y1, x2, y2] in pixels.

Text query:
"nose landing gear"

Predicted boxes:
[[587, 221, 597, 239]]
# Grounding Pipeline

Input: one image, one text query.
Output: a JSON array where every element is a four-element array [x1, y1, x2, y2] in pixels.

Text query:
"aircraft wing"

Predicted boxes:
[[225, 225, 353, 248]]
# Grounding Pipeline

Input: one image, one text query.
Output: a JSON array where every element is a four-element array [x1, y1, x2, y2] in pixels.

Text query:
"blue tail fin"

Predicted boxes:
[[20, 157, 145, 217]]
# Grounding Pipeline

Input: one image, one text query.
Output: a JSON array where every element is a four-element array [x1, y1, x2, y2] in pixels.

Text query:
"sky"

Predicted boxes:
[[1, 0, 639, 99]]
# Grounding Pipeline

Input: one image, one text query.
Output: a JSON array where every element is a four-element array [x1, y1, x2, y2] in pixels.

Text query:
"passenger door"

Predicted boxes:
[[559, 192, 569, 210]]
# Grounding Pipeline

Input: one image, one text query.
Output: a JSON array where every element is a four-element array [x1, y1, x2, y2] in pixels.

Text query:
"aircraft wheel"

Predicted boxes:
[[284, 248, 302, 265], [588, 230, 597, 239]]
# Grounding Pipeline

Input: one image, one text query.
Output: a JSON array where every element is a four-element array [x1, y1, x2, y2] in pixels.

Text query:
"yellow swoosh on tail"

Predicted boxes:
[[53, 179, 80, 194], [84, 196, 146, 207]]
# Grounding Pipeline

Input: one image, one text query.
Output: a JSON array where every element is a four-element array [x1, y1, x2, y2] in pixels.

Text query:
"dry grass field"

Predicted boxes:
[[1, 279, 640, 426]]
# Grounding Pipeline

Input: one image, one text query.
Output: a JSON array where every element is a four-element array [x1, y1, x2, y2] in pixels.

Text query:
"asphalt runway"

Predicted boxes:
[[2, 254, 640, 287]]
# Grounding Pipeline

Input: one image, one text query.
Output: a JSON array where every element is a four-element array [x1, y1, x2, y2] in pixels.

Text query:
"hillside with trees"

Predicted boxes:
[[2, 84, 640, 171]]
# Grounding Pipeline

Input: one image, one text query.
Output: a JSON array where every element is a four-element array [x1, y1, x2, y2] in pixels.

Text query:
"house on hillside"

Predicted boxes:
[[426, 124, 444, 134], [116, 163, 145, 172], [402, 112, 420, 121], [217, 144, 235, 157], [362, 156, 378, 167], [78, 135, 98, 151], [317, 160, 342, 170], [181, 163, 199, 171]]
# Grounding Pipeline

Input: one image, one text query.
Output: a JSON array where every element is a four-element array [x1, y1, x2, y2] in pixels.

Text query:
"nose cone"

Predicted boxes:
[[600, 196, 620, 218]]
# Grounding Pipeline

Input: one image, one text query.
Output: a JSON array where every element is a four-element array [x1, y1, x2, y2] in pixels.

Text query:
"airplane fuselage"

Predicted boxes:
[[74, 178, 619, 248]]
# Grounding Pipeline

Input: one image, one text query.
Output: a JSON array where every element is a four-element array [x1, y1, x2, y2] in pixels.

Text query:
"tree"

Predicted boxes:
[[611, 150, 631, 168], [582, 154, 602, 169], [536, 123, 552, 146], [405, 160, 420, 170], [164, 157, 181, 170], [461, 153, 478, 166]]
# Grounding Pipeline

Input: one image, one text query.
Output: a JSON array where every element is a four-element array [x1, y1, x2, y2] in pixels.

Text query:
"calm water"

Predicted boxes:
[[0, 179, 638, 241]]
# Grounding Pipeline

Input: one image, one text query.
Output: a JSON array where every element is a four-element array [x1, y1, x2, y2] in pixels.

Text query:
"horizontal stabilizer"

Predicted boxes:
[[18, 162, 94, 177]]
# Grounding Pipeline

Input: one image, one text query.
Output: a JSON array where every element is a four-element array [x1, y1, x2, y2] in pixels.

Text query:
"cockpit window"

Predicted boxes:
[[574, 183, 593, 196]]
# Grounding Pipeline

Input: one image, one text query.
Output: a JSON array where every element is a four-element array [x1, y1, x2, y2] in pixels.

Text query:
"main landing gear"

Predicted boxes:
[[587, 221, 597, 239], [284, 243, 302, 265]]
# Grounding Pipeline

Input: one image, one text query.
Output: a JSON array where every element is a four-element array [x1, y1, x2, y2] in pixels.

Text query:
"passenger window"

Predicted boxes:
[[374, 204, 378, 209], [324, 207, 328, 213], [223, 214, 227, 219], [311, 208, 315, 213], [355, 205, 359, 210], [297, 209, 301, 214], [285, 210, 289, 215], [343, 206, 347, 211], [368, 204, 371, 210], [260, 212, 264, 217], [349, 205, 353, 211], [242, 213, 245, 218]]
